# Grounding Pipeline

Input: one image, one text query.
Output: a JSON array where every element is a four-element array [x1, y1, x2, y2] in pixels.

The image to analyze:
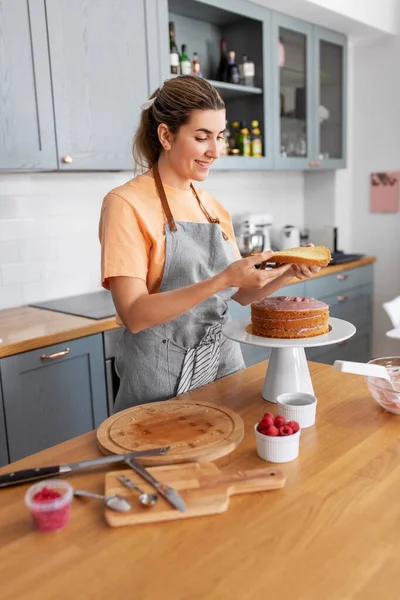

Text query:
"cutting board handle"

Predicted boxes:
[[203, 468, 286, 495]]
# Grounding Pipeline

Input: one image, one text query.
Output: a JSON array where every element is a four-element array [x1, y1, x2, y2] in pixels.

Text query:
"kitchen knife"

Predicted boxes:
[[125, 458, 186, 512], [0, 447, 171, 488]]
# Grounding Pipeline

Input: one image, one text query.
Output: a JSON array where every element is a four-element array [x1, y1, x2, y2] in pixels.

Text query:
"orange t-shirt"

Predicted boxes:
[[99, 173, 241, 292]]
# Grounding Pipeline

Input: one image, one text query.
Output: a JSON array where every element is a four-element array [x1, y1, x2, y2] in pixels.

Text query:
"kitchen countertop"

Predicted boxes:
[[0, 256, 376, 359], [0, 359, 398, 600]]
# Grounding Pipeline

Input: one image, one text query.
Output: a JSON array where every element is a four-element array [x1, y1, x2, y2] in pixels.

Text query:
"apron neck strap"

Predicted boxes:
[[153, 162, 178, 232]]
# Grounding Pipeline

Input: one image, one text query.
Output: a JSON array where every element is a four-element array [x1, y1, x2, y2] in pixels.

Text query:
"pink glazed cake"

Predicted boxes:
[[250, 296, 329, 339]]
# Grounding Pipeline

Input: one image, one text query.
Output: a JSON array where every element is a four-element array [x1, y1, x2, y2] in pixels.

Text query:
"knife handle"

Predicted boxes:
[[0, 466, 60, 488], [202, 468, 286, 495]]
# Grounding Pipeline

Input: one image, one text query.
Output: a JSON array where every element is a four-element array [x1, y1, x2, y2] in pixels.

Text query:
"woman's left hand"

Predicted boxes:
[[289, 243, 321, 281]]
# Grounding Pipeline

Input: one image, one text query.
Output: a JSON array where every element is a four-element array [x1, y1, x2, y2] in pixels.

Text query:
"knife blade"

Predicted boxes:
[[0, 447, 171, 488], [125, 458, 186, 512]]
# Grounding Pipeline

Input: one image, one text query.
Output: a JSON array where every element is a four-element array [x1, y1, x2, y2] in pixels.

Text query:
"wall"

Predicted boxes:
[[352, 34, 400, 357], [0, 170, 304, 310]]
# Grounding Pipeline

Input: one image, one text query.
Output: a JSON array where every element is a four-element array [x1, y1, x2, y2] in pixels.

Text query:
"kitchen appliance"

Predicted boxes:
[[104, 462, 286, 526], [307, 226, 365, 264], [0, 447, 171, 488], [30, 290, 116, 320], [235, 213, 273, 256], [97, 400, 244, 464], [270, 225, 300, 250]]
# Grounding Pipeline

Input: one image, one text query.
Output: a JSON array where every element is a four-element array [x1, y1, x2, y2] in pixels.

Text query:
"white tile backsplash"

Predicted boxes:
[[0, 170, 304, 309]]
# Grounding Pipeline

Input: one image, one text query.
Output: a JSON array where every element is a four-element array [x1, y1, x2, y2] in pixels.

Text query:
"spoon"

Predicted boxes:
[[333, 360, 399, 391], [74, 490, 132, 512], [116, 474, 158, 507]]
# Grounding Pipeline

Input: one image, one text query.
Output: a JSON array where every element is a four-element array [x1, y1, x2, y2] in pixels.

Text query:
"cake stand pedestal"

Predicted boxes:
[[222, 317, 356, 403]]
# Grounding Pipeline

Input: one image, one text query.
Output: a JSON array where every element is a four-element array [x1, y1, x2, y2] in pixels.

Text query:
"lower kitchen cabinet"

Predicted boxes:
[[0, 381, 9, 466], [0, 334, 107, 463]]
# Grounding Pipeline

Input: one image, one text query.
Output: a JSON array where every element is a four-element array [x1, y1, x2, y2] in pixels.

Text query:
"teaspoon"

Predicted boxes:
[[74, 489, 132, 512], [116, 474, 158, 507]]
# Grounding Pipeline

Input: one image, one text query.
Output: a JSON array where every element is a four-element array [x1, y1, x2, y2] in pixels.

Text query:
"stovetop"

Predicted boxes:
[[30, 290, 116, 320]]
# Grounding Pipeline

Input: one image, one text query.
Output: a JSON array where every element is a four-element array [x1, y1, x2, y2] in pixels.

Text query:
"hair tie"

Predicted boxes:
[[140, 98, 155, 110], [140, 82, 164, 111]]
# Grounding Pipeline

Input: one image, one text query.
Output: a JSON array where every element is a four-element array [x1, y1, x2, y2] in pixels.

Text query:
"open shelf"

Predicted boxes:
[[207, 79, 262, 100]]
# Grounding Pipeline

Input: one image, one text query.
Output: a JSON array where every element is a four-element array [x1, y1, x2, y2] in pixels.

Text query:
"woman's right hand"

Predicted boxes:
[[222, 251, 292, 289]]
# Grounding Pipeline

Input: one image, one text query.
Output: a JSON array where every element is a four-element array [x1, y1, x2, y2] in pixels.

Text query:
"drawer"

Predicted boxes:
[[306, 327, 372, 365], [271, 282, 306, 298], [305, 265, 373, 299], [323, 284, 372, 329]]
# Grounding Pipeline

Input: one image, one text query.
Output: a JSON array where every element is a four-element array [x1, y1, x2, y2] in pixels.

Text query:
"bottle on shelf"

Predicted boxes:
[[250, 120, 262, 157], [169, 22, 179, 75], [227, 51, 240, 85], [222, 120, 231, 155], [180, 44, 191, 75], [192, 52, 202, 77], [216, 39, 229, 82], [229, 121, 240, 152], [237, 121, 251, 157], [239, 54, 255, 87]]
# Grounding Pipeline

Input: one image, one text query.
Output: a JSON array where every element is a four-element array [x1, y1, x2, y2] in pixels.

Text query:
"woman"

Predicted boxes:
[[99, 76, 317, 412]]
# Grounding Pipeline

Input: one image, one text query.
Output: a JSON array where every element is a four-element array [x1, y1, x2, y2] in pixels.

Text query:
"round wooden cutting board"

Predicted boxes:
[[96, 400, 244, 464]]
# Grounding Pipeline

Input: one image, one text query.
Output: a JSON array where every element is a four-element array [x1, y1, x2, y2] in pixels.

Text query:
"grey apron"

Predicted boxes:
[[114, 164, 245, 412]]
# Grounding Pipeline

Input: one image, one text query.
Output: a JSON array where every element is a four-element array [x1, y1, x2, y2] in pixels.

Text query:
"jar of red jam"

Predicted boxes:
[[25, 479, 73, 532]]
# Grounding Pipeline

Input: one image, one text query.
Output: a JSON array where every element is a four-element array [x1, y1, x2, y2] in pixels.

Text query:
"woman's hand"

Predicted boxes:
[[223, 251, 292, 289], [289, 243, 321, 281]]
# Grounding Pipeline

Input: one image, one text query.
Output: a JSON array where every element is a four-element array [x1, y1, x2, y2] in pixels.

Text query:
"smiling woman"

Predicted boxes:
[[98, 76, 313, 413]]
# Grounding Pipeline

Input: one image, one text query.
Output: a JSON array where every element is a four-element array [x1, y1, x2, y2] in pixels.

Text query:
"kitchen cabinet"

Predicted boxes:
[[0, 378, 8, 466], [228, 265, 373, 368], [0, 334, 107, 463], [45, 0, 149, 170], [272, 15, 347, 169], [158, 0, 347, 170], [0, 0, 57, 170], [163, 0, 273, 170]]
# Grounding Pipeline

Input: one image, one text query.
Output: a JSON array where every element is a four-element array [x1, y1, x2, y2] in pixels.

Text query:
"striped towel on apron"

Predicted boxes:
[[176, 324, 222, 395]]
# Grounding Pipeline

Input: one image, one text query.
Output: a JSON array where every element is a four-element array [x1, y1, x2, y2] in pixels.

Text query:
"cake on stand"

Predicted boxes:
[[222, 317, 356, 403]]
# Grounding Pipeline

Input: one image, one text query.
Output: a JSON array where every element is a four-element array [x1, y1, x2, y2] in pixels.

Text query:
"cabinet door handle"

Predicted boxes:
[[336, 274, 348, 280], [62, 156, 73, 164], [40, 348, 70, 360], [309, 161, 315, 167], [315, 160, 321, 167], [337, 295, 349, 302]]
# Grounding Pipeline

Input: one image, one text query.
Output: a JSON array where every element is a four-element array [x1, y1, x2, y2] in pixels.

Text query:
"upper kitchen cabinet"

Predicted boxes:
[[0, 0, 57, 170], [314, 27, 347, 169], [158, 0, 273, 170], [45, 0, 149, 170], [271, 13, 313, 170], [272, 14, 347, 170]]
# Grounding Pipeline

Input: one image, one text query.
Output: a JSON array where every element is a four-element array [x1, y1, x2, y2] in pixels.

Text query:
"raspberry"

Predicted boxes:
[[279, 425, 294, 436], [265, 425, 279, 436], [259, 416, 274, 428], [287, 420, 300, 433], [274, 415, 287, 427], [263, 412, 274, 421]]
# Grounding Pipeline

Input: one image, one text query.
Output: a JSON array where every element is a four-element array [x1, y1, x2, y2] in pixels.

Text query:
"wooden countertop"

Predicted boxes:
[[0, 360, 397, 600], [0, 256, 376, 358]]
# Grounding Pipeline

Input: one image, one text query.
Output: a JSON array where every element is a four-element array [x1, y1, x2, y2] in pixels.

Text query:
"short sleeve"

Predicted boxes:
[[99, 192, 150, 289]]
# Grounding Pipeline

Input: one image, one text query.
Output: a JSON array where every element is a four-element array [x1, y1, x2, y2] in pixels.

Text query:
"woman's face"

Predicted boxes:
[[163, 109, 226, 182]]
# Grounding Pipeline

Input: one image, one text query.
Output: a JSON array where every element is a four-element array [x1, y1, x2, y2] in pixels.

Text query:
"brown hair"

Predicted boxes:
[[133, 76, 225, 170]]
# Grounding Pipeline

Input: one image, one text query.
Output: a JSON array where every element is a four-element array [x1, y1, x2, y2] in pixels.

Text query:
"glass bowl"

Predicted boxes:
[[365, 357, 400, 414]]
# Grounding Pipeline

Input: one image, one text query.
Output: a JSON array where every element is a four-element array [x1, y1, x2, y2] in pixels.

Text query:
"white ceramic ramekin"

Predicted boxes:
[[277, 392, 317, 428], [254, 424, 301, 463]]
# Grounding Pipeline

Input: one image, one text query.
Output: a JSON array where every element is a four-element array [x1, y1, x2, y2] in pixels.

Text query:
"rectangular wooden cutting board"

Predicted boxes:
[[104, 462, 286, 527]]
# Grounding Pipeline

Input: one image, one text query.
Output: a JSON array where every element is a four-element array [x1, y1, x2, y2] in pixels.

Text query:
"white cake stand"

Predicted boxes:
[[222, 317, 356, 403]]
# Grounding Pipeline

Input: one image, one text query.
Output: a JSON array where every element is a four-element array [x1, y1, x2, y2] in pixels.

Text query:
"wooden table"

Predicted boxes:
[[1, 360, 399, 600]]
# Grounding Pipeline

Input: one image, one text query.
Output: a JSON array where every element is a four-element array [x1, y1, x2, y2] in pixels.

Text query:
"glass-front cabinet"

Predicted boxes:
[[314, 27, 347, 169], [272, 14, 313, 169]]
